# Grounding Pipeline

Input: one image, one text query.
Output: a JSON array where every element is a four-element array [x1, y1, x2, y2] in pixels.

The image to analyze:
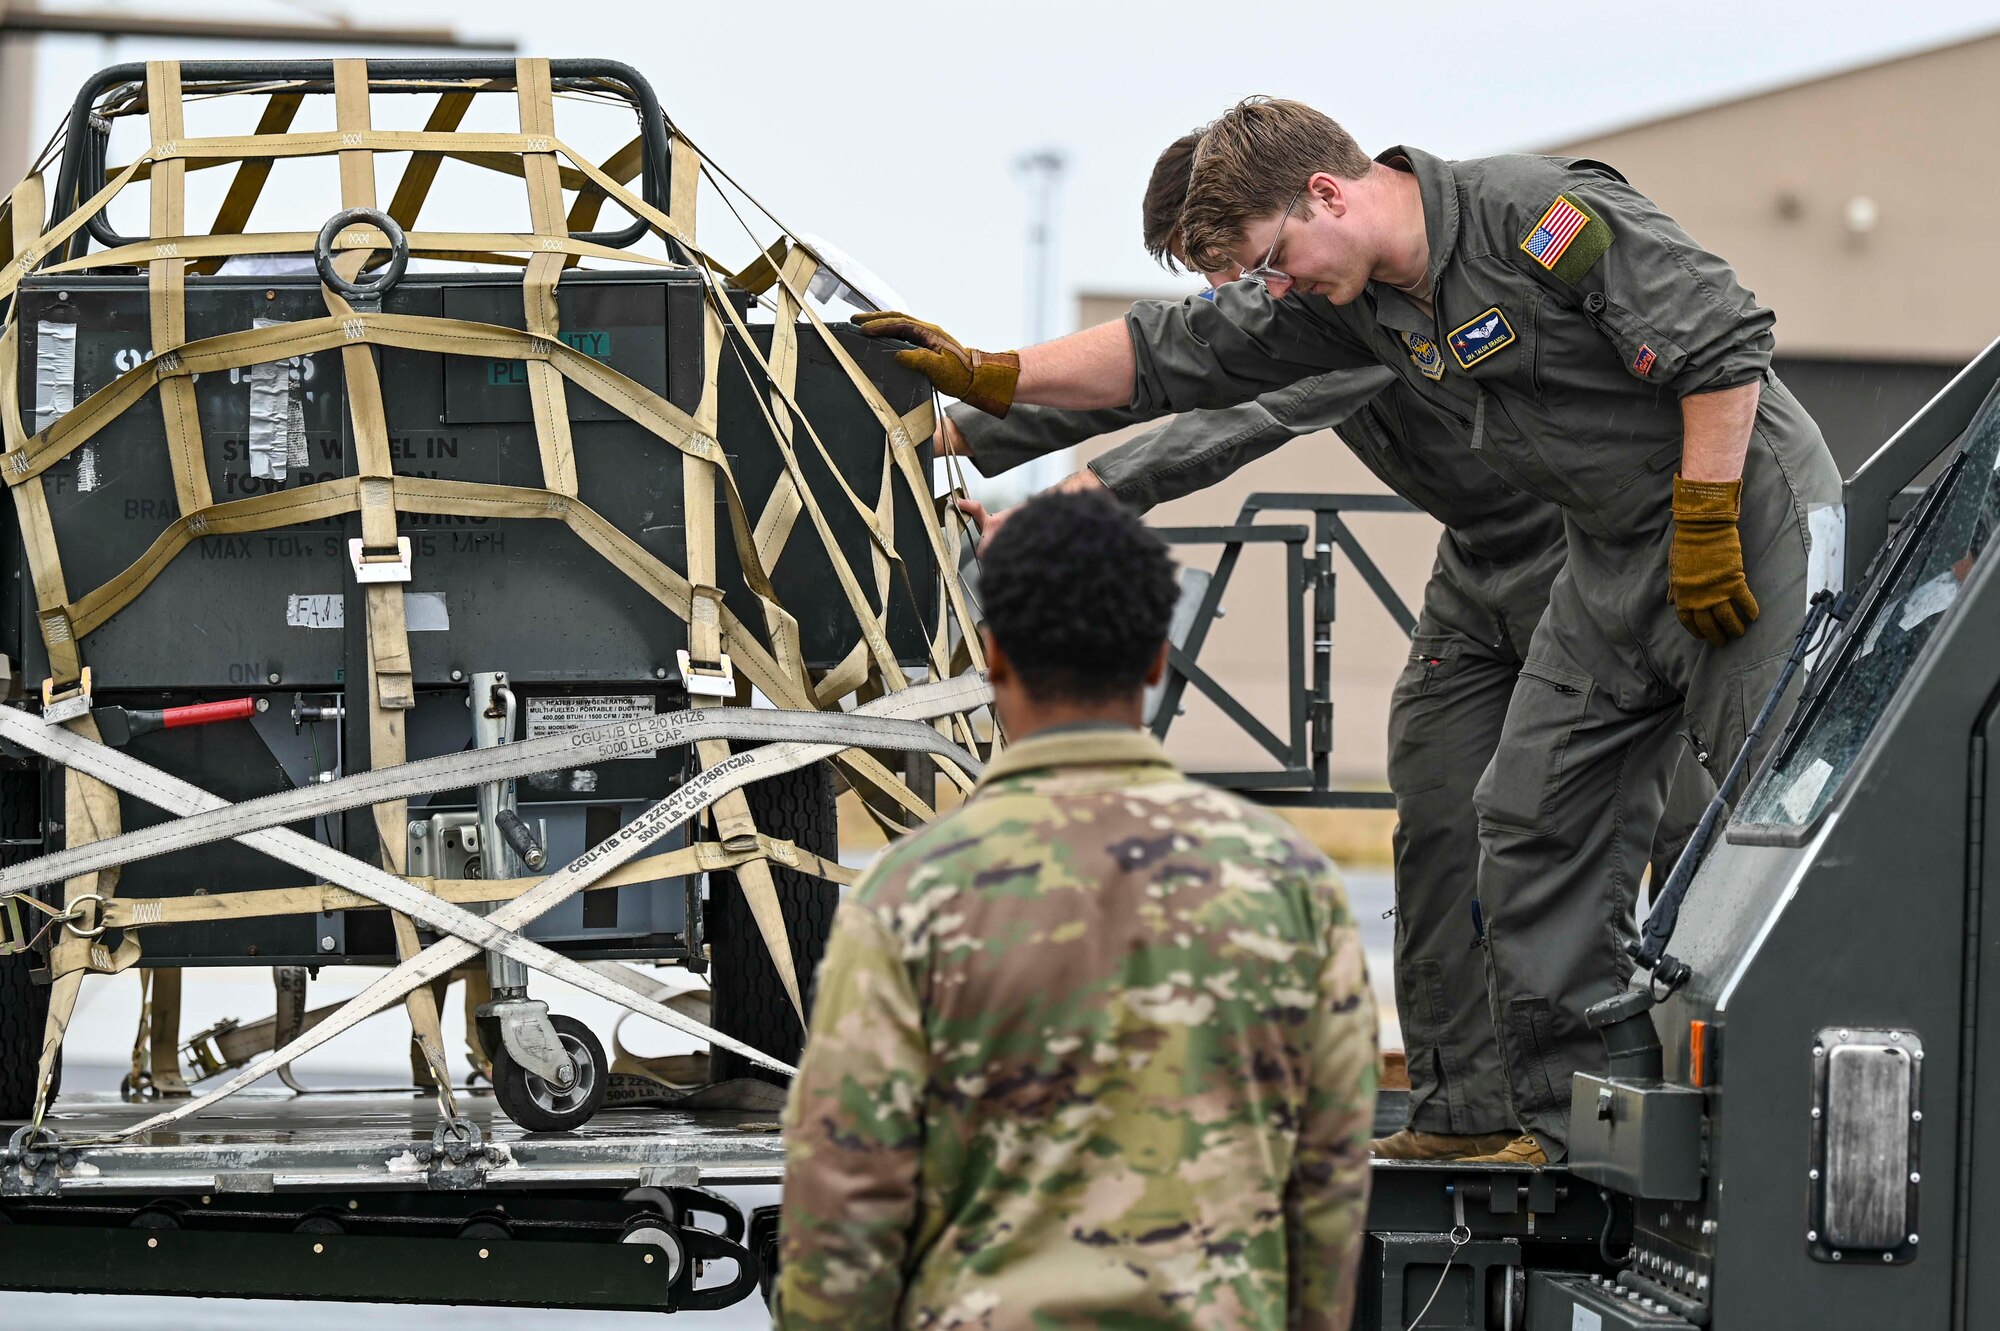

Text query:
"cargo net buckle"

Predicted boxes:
[[0, 895, 26, 957], [40, 665, 93, 726], [181, 1017, 244, 1081], [677, 648, 737, 699], [348, 536, 413, 584]]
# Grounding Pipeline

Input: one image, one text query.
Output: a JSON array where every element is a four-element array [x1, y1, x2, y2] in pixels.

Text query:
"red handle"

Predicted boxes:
[[160, 697, 259, 729]]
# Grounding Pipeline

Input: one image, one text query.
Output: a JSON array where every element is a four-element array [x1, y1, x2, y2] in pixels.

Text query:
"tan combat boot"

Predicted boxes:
[[1457, 1133, 1550, 1166], [1371, 1129, 1520, 1160]]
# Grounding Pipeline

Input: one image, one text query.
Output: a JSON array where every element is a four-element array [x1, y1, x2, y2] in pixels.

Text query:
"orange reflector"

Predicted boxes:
[[1690, 1020, 1709, 1088]]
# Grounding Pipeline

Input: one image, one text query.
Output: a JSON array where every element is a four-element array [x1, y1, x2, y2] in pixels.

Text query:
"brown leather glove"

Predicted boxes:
[[1669, 475, 1760, 646], [850, 311, 1020, 417]]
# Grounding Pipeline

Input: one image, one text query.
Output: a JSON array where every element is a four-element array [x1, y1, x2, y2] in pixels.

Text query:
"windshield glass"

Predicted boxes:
[[1741, 388, 2000, 827]]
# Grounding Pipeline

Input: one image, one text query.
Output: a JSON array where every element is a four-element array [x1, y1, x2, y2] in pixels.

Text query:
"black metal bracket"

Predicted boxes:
[[1845, 332, 2000, 587], [418, 1118, 493, 1190], [672, 1224, 763, 1312], [51, 58, 674, 263], [1151, 492, 1420, 809], [2, 1124, 72, 1198]]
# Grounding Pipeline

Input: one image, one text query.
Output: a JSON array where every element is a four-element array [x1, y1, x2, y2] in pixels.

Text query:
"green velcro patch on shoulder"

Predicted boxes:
[[1519, 192, 1613, 285]]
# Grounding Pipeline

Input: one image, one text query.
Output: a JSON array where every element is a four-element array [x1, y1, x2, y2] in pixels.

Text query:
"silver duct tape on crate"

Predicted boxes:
[[34, 320, 89, 489], [250, 316, 307, 482]]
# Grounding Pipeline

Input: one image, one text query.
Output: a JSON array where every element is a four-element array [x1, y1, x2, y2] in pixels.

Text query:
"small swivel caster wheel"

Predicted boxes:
[[293, 1207, 346, 1236], [128, 1200, 189, 1230], [491, 1013, 607, 1132], [456, 1209, 514, 1242]]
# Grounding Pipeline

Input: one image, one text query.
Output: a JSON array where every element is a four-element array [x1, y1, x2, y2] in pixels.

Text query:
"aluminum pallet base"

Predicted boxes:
[[8, 1089, 786, 1195]]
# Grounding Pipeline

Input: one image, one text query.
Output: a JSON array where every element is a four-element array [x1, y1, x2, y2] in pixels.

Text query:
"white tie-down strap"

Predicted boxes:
[[0, 674, 992, 1139], [0, 689, 985, 894]]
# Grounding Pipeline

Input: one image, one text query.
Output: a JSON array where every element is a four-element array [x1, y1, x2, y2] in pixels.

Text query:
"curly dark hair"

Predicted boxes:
[[979, 489, 1179, 704]]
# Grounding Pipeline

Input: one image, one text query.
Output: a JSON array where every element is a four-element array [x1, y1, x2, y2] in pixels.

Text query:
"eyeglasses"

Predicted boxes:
[[1238, 185, 1306, 292]]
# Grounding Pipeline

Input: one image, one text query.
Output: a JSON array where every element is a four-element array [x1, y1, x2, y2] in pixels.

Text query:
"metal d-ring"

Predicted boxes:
[[60, 891, 107, 938], [314, 207, 410, 303]]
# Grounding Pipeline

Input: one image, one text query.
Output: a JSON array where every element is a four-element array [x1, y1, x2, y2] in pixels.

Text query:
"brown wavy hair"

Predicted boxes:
[[1180, 97, 1371, 274]]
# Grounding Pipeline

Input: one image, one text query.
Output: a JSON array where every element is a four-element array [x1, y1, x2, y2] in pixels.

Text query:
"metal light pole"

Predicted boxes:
[[1011, 148, 1068, 495], [1014, 148, 1067, 346]]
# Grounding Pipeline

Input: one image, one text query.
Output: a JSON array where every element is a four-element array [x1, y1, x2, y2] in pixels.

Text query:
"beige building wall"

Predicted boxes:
[[1546, 30, 2000, 363], [1077, 30, 2000, 784]]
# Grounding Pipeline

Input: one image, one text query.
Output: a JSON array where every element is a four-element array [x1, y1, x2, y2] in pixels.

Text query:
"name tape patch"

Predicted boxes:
[[1401, 330, 1445, 380], [1447, 307, 1516, 369], [1521, 193, 1613, 284]]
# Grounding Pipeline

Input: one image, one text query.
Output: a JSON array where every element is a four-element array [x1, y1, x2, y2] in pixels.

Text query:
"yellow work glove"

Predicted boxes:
[[1669, 476, 1760, 646], [850, 311, 1020, 417]]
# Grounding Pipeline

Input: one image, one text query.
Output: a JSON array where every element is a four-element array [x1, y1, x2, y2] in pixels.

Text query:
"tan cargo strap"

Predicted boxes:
[[329, 56, 453, 1104], [180, 966, 489, 1090], [182, 985, 340, 1083], [0, 62, 995, 1129], [124, 967, 190, 1099], [92, 836, 856, 932]]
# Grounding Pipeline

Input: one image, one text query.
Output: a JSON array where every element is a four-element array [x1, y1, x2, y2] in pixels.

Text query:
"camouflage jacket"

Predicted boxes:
[[778, 726, 1377, 1330]]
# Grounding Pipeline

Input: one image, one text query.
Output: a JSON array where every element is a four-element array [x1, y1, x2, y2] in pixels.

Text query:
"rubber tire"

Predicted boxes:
[[491, 1013, 607, 1133], [708, 760, 839, 1085], [0, 951, 53, 1121], [1, 768, 53, 1122]]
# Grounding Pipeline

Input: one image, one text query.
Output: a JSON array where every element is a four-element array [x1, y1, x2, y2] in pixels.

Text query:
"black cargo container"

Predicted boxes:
[[7, 268, 933, 968]]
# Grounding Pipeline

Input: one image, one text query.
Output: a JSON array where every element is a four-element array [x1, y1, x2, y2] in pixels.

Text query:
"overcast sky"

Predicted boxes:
[[16, 0, 2000, 342]]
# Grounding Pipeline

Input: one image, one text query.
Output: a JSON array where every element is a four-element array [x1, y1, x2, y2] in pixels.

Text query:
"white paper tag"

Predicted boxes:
[[286, 593, 344, 629], [1806, 502, 1845, 602], [526, 694, 657, 759], [1857, 603, 1890, 660], [1899, 570, 1959, 632], [288, 591, 448, 631], [1570, 1305, 1603, 1331], [1779, 757, 1835, 823]]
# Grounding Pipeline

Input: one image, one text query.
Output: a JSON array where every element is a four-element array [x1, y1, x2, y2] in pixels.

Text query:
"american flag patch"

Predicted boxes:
[[1633, 344, 1658, 377], [1523, 196, 1591, 271]]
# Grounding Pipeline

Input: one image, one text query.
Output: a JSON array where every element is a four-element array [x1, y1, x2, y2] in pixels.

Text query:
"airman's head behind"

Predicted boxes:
[[979, 489, 1178, 738]]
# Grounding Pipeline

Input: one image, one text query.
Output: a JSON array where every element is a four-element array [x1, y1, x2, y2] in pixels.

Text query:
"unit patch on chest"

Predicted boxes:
[[1400, 330, 1445, 380], [1447, 307, 1516, 369]]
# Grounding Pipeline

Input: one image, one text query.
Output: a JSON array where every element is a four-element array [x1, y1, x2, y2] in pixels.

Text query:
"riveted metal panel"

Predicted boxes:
[[1807, 1027, 1922, 1264]]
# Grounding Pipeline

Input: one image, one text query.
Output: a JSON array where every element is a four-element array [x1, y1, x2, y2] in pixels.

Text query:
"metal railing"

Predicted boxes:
[[1150, 492, 1421, 809]]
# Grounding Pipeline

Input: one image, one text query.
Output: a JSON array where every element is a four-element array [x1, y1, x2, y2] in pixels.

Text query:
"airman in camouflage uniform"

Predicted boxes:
[[779, 490, 1377, 1330]]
